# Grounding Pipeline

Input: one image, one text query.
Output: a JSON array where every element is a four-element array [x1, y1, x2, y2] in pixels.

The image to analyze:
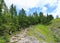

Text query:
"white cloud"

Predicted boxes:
[[49, 0, 60, 18], [4, 0, 60, 18], [4, 0, 40, 10], [4, 0, 57, 9], [41, 7, 47, 16]]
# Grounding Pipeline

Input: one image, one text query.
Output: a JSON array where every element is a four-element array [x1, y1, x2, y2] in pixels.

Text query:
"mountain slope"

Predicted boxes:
[[10, 18, 60, 43], [48, 18, 60, 42], [27, 24, 55, 43], [27, 18, 60, 43]]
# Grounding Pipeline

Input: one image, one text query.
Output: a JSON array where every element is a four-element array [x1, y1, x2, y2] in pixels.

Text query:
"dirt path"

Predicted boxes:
[[10, 29, 28, 43], [10, 27, 40, 43]]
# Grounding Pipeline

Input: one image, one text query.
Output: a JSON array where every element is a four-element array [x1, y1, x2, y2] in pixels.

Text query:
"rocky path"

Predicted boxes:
[[10, 29, 28, 43], [10, 28, 40, 43]]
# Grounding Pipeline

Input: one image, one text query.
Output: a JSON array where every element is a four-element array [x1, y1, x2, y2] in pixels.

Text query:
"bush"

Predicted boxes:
[[0, 37, 5, 43], [4, 35, 10, 42]]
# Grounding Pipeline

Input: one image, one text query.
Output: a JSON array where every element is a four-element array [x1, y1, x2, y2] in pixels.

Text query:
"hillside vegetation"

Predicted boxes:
[[27, 24, 54, 43], [49, 18, 60, 42], [27, 18, 60, 43], [10, 18, 60, 43]]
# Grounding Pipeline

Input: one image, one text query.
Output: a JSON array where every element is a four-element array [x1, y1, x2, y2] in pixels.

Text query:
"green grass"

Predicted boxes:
[[27, 18, 60, 43], [50, 18, 60, 42], [51, 18, 60, 23], [27, 24, 55, 43], [0, 34, 10, 43]]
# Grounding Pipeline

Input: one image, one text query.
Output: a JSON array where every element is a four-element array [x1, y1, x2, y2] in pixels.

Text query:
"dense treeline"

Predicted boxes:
[[0, 0, 54, 43], [0, 0, 54, 35]]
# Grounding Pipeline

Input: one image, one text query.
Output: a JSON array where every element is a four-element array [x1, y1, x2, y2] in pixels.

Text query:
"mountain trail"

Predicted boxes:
[[10, 28, 40, 43], [10, 29, 28, 43]]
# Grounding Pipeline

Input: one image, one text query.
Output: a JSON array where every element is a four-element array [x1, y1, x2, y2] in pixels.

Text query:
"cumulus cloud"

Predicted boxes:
[[4, 0, 60, 18], [4, 0, 40, 10], [4, 0, 57, 9], [50, 0, 60, 18]]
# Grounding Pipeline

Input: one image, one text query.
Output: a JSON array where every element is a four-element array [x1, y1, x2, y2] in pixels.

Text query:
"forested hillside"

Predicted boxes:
[[0, 0, 60, 43]]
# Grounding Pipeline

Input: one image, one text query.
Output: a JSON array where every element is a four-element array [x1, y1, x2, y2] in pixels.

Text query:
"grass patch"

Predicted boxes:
[[0, 34, 10, 43], [27, 24, 55, 43]]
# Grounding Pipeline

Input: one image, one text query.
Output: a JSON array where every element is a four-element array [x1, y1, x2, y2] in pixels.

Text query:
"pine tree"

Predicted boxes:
[[18, 8, 28, 29], [10, 4, 14, 18], [33, 11, 39, 24], [39, 12, 44, 24], [13, 6, 17, 16]]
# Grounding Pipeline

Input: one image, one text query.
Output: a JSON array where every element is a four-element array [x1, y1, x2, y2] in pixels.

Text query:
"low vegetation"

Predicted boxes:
[[27, 24, 55, 43], [27, 18, 60, 43]]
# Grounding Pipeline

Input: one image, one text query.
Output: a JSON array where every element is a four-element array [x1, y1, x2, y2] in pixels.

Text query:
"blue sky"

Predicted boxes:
[[4, 0, 60, 18]]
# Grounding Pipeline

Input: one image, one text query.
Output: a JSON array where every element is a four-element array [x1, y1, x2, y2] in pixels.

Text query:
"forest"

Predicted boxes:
[[0, 0, 60, 43]]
